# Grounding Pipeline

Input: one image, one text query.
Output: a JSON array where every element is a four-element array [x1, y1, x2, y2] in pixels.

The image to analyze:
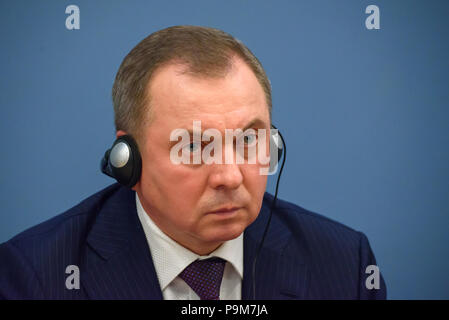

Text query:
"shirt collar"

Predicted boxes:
[[136, 193, 244, 291]]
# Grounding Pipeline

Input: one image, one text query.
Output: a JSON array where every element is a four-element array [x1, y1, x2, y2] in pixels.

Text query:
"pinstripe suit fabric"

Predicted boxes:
[[0, 183, 386, 299]]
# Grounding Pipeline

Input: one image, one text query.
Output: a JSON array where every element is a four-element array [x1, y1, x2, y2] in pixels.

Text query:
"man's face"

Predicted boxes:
[[132, 57, 270, 255]]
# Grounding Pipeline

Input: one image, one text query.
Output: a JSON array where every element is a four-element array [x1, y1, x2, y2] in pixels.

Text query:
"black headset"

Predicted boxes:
[[100, 125, 287, 300], [100, 134, 142, 188], [101, 125, 285, 188]]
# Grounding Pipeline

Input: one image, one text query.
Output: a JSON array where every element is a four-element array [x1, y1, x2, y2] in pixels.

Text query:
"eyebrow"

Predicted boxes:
[[241, 118, 268, 131], [184, 118, 268, 136], [168, 117, 269, 147]]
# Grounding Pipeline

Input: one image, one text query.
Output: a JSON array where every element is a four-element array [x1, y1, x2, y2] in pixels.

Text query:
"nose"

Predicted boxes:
[[208, 162, 243, 190]]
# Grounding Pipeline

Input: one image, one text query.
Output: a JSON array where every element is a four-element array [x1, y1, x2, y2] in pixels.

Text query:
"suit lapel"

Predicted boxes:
[[242, 193, 310, 300], [81, 186, 163, 299], [80, 187, 309, 300]]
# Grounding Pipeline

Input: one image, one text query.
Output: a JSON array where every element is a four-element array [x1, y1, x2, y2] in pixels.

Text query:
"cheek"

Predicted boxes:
[[245, 163, 268, 187], [142, 158, 207, 214], [242, 165, 268, 213]]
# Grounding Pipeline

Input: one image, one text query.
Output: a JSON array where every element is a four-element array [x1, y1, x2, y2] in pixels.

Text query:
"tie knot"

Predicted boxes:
[[179, 257, 226, 300]]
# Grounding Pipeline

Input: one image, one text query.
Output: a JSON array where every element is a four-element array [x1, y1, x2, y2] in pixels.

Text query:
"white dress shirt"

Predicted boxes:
[[136, 193, 243, 300]]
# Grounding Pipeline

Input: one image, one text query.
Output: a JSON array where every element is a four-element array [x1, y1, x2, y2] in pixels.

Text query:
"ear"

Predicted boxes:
[[116, 130, 128, 139]]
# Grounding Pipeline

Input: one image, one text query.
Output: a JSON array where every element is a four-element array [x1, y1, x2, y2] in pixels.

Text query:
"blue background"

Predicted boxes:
[[1, 0, 448, 299]]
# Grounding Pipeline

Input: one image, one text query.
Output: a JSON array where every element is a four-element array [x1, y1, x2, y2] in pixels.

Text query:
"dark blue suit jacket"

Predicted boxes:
[[0, 183, 386, 299]]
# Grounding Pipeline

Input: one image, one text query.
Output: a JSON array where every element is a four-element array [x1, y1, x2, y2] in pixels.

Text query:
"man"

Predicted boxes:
[[0, 26, 386, 299]]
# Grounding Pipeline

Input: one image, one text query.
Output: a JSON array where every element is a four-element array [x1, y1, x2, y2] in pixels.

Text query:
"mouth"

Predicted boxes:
[[207, 206, 241, 216]]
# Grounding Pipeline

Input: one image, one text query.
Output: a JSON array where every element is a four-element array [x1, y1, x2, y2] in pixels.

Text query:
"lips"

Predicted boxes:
[[207, 206, 241, 215]]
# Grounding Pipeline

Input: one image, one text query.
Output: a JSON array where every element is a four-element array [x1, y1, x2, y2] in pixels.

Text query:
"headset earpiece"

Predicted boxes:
[[101, 127, 285, 185], [100, 135, 142, 188], [269, 125, 285, 174]]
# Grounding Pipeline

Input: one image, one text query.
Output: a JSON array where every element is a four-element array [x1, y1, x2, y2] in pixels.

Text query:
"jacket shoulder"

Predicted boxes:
[[5, 183, 122, 245], [262, 193, 386, 299], [264, 192, 362, 246], [263, 193, 367, 274], [0, 183, 122, 299]]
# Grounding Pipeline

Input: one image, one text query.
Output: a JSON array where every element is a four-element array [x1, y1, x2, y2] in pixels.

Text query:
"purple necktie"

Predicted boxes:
[[179, 257, 226, 300]]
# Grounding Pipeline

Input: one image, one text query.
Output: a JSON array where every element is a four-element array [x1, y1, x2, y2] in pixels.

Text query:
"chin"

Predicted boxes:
[[202, 223, 245, 243]]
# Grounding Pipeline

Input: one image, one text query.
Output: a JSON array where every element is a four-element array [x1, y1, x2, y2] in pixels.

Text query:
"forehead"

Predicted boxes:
[[146, 57, 270, 130]]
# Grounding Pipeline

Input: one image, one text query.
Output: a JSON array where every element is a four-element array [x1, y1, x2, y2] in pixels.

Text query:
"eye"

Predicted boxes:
[[243, 133, 257, 146], [182, 141, 201, 153]]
